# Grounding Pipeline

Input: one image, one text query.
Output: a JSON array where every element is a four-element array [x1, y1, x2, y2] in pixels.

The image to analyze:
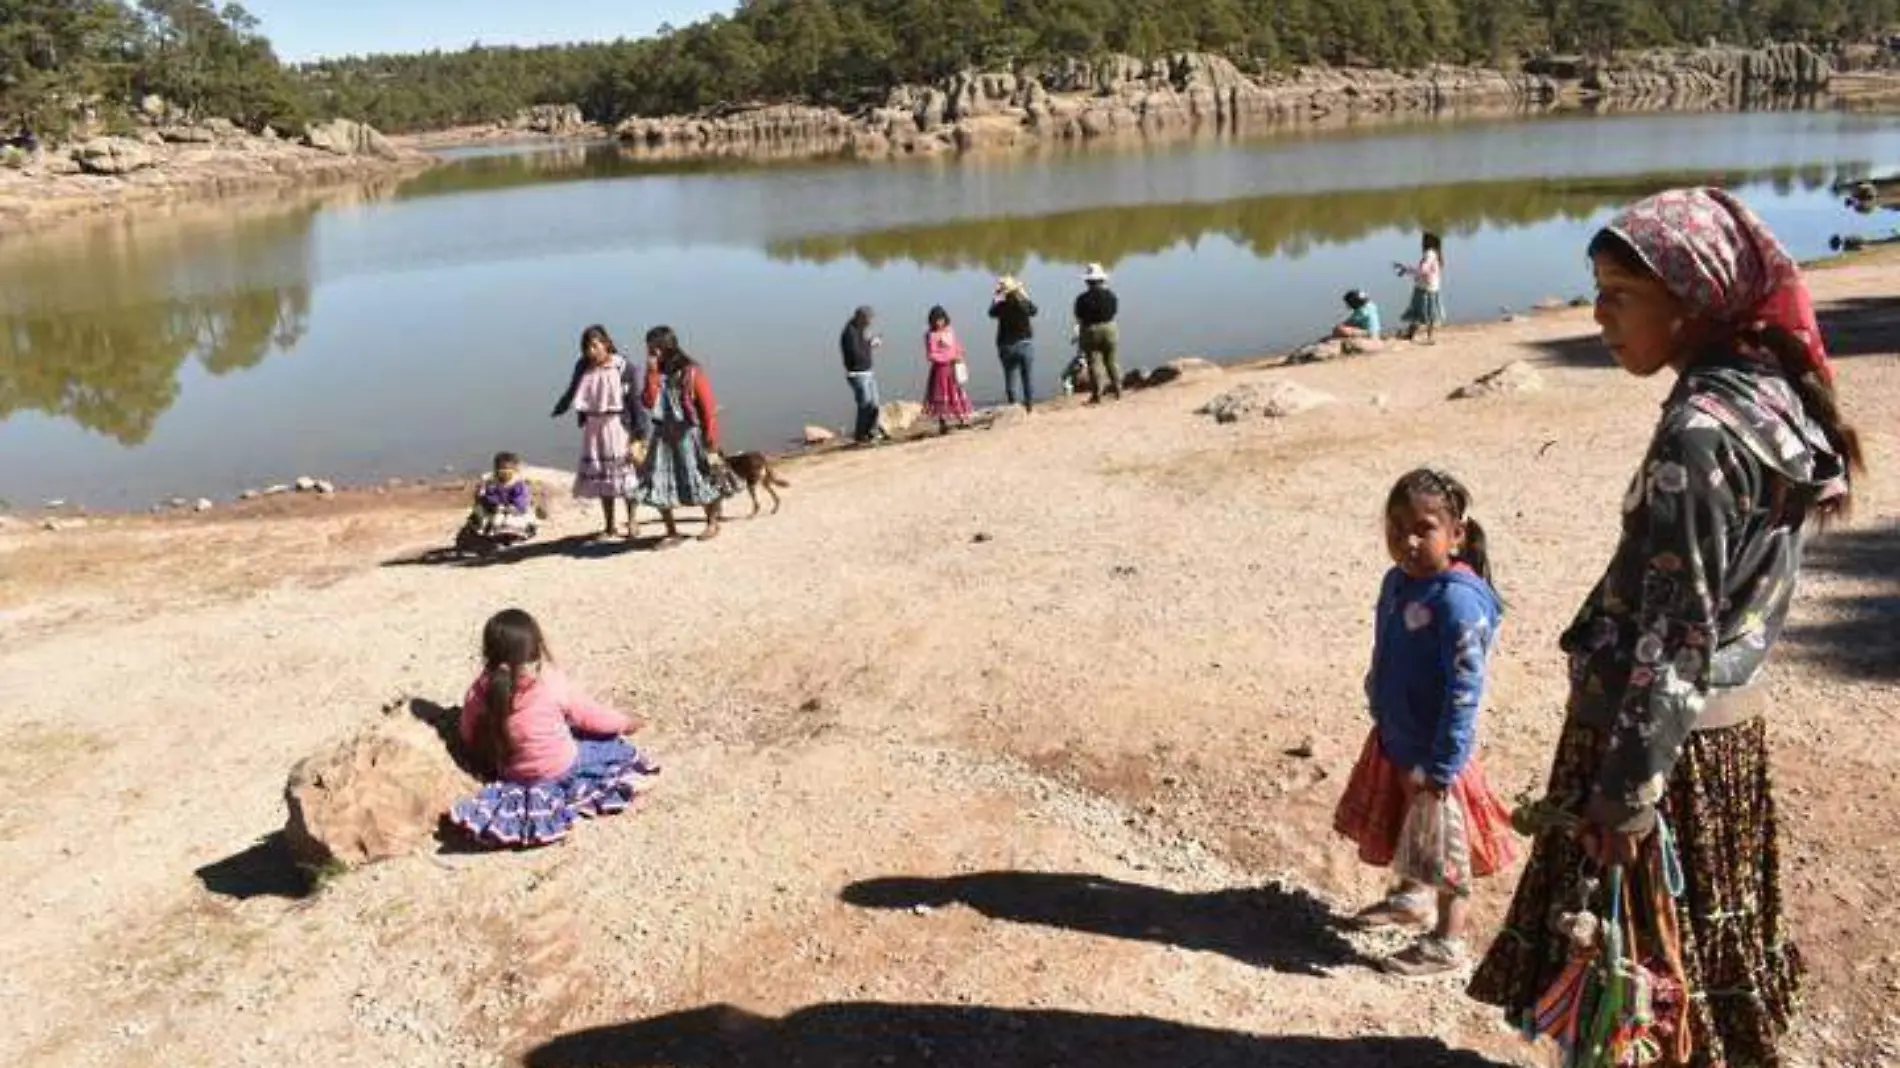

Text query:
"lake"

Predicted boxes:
[[2, 109, 1895, 510]]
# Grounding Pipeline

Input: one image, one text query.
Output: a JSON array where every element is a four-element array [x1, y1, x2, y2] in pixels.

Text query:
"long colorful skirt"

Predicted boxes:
[[1332, 728, 1517, 884], [1468, 718, 1803, 1066], [574, 412, 635, 499], [640, 423, 734, 510], [449, 738, 659, 848], [1402, 286, 1445, 327], [924, 362, 973, 420]]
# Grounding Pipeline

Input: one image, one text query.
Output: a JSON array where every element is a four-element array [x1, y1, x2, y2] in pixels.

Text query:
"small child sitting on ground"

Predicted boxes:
[[455, 451, 543, 555]]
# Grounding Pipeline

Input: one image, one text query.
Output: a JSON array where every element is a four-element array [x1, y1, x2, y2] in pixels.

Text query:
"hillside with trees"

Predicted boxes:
[[4, 0, 1897, 138]]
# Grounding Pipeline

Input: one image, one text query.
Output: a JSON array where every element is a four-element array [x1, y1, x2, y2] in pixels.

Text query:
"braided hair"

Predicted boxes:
[[1385, 468, 1494, 587]]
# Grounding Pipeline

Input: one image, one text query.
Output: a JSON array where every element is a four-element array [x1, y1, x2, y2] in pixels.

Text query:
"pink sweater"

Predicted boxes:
[[458, 666, 632, 784], [925, 327, 963, 365]]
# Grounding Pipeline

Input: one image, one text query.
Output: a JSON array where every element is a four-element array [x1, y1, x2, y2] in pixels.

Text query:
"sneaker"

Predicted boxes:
[[1350, 890, 1433, 931], [1381, 936, 1467, 979]]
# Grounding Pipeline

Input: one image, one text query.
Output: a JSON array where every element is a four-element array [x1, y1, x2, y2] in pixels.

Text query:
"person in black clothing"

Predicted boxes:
[[839, 306, 887, 444], [987, 275, 1038, 411], [1073, 263, 1122, 403]]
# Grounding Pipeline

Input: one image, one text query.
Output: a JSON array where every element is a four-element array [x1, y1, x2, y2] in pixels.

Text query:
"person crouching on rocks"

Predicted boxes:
[[1333, 289, 1382, 341], [449, 609, 659, 848], [1073, 263, 1123, 403]]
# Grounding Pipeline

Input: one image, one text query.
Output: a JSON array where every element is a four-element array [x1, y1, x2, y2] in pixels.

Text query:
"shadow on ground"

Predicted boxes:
[[1524, 293, 1900, 368], [195, 831, 313, 901], [381, 532, 672, 568], [523, 1003, 1512, 1067], [1784, 520, 1900, 683], [841, 871, 1362, 976]]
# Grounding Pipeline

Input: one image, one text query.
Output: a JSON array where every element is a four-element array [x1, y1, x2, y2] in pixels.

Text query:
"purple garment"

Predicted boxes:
[[479, 479, 532, 513]]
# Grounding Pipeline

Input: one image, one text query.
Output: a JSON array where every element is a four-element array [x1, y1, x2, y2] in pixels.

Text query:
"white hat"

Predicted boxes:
[[1082, 263, 1109, 284]]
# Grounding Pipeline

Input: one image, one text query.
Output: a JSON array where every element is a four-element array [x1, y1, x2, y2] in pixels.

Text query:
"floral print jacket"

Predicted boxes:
[[1562, 352, 1847, 831]]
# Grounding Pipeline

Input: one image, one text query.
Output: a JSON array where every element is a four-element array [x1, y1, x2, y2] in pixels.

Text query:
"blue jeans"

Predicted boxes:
[[846, 372, 882, 442], [999, 339, 1035, 408]]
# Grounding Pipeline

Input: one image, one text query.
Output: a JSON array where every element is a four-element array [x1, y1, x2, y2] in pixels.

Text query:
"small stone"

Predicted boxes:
[[239, 489, 260, 500], [43, 499, 66, 509], [194, 498, 213, 513], [1450, 360, 1545, 400], [802, 425, 837, 445], [1287, 737, 1317, 759], [910, 904, 934, 916], [263, 484, 292, 496], [168, 497, 188, 509], [314, 480, 336, 495], [971, 532, 993, 544], [294, 476, 317, 492]]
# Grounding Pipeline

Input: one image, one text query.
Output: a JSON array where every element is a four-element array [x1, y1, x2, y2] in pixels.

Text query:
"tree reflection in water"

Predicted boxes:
[[765, 165, 1847, 272], [0, 205, 316, 445]]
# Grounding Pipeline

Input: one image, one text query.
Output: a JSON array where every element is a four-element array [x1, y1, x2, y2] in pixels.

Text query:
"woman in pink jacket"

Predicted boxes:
[[449, 609, 659, 847], [922, 305, 973, 435]]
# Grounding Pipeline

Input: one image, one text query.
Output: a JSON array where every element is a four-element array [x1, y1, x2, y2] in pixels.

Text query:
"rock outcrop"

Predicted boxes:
[[606, 44, 1845, 164], [513, 103, 593, 136], [1199, 380, 1335, 422], [71, 137, 156, 175], [303, 118, 400, 160], [282, 708, 479, 871]]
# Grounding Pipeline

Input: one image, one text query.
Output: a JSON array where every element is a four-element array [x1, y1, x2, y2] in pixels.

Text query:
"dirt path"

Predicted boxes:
[[2, 262, 1897, 1067]]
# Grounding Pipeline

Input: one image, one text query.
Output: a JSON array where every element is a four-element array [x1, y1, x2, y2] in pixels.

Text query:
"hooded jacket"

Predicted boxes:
[[1368, 565, 1504, 787], [1563, 353, 1848, 830]]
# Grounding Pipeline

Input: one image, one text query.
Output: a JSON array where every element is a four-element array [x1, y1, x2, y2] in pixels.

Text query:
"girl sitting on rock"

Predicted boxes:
[[449, 609, 659, 848], [1333, 469, 1516, 977]]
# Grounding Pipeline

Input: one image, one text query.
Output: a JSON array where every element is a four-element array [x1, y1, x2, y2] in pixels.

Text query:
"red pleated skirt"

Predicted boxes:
[[1332, 728, 1518, 880]]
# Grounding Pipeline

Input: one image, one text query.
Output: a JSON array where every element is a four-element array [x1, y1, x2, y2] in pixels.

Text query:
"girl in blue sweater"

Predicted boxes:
[[1333, 468, 1517, 978]]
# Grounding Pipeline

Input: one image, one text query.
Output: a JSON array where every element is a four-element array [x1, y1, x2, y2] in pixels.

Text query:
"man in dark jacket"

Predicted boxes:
[[987, 274, 1038, 412], [1073, 263, 1122, 403], [840, 306, 886, 444]]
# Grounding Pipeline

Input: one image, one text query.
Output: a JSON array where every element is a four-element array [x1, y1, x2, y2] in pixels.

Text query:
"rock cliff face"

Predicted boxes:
[[615, 53, 1557, 160], [611, 44, 1835, 162]]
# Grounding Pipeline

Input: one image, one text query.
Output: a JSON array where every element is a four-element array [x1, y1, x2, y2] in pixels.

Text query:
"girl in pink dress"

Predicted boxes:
[[566, 324, 637, 537], [922, 305, 972, 435]]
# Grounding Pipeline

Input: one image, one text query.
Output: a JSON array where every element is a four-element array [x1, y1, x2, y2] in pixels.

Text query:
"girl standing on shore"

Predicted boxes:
[[1334, 468, 1516, 978], [639, 325, 733, 544], [449, 609, 659, 848], [1396, 233, 1446, 343], [922, 305, 973, 435], [565, 325, 636, 537], [1468, 189, 1862, 1066]]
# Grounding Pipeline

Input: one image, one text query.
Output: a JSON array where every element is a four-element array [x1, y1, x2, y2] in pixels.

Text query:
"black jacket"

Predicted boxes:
[[988, 293, 1038, 345], [840, 321, 875, 374], [1074, 286, 1118, 327]]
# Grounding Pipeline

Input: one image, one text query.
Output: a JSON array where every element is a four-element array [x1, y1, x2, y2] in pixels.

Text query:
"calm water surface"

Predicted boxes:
[[2, 110, 1894, 508]]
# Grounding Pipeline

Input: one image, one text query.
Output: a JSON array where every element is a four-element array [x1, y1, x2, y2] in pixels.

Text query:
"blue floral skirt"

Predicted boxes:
[[449, 738, 659, 848], [1402, 287, 1445, 326]]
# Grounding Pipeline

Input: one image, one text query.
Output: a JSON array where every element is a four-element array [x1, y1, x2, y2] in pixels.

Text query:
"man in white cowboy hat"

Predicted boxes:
[[987, 274, 1040, 411], [1073, 263, 1123, 403]]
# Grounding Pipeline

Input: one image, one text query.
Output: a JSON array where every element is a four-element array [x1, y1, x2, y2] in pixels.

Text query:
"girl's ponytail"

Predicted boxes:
[[476, 609, 549, 774], [1460, 514, 1493, 587], [1752, 324, 1865, 523]]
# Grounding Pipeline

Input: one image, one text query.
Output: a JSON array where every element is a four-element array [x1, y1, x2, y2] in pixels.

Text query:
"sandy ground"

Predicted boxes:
[[1, 260, 1897, 1068]]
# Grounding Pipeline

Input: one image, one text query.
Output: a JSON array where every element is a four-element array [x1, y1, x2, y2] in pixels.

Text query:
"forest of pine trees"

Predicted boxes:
[[5, 0, 1898, 138]]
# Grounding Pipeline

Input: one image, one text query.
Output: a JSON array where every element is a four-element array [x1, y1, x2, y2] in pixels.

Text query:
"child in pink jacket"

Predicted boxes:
[[922, 304, 973, 434], [449, 609, 658, 847]]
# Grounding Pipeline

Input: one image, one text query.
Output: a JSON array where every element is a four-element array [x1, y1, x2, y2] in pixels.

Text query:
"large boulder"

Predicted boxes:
[[282, 707, 478, 871], [1449, 360, 1545, 400], [878, 400, 923, 435], [1199, 380, 1335, 422], [514, 103, 588, 135], [71, 137, 156, 175], [303, 118, 399, 160]]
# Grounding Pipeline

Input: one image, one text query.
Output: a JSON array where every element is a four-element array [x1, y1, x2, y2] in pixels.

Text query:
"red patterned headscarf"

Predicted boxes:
[[1600, 187, 1833, 383]]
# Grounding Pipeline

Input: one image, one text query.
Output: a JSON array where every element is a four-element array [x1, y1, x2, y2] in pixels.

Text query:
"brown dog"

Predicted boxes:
[[720, 451, 790, 516]]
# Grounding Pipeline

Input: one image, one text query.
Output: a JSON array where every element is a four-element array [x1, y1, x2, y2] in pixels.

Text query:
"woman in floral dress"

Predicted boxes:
[[1467, 188, 1864, 1066], [638, 326, 735, 544]]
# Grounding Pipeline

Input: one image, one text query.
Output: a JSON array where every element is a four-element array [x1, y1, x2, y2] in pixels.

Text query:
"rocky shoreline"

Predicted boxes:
[[608, 43, 1846, 161], [0, 116, 433, 238]]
